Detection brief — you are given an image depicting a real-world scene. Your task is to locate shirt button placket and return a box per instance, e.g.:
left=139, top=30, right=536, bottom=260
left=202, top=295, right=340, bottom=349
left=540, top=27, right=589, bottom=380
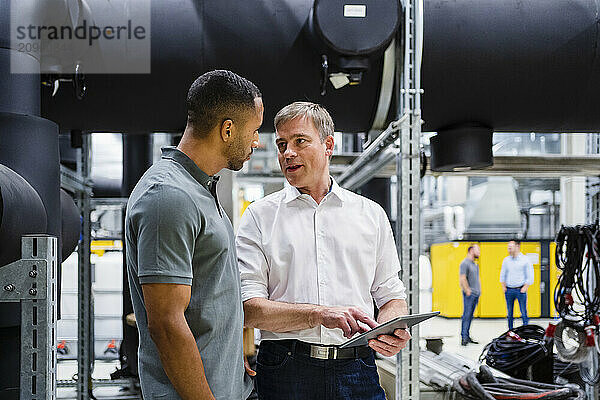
left=315, top=207, right=325, bottom=343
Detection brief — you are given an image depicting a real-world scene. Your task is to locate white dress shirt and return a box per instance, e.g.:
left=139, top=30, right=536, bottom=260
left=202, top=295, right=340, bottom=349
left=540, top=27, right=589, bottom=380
left=236, top=178, right=406, bottom=345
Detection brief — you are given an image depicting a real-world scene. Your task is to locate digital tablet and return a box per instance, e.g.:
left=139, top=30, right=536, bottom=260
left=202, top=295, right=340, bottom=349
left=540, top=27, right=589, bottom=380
left=339, top=311, right=440, bottom=348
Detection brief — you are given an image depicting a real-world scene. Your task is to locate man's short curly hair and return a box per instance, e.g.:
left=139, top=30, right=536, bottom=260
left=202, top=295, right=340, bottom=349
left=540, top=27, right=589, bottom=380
left=186, top=70, right=262, bottom=137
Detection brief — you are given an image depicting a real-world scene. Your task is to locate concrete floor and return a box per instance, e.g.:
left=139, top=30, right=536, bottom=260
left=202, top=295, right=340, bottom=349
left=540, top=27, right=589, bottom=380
left=55, top=317, right=555, bottom=399
left=418, top=316, right=553, bottom=360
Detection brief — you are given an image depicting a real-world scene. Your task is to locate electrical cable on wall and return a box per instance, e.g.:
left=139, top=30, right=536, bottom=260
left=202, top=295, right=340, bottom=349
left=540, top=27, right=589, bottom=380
left=552, top=222, right=600, bottom=384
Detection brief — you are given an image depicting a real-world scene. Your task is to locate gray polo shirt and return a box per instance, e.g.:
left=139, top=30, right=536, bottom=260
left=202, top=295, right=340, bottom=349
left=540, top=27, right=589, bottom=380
left=125, top=147, right=252, bottom=400
left=459, top=257, right=481, bottom=296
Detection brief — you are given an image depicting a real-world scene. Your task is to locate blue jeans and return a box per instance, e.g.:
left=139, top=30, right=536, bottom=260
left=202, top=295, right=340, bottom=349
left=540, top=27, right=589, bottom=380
left=461, top=293, right=479, bottom=340
left=255, top=340, right=386, bottom=400
left=505, top=287, right=528, bottom=330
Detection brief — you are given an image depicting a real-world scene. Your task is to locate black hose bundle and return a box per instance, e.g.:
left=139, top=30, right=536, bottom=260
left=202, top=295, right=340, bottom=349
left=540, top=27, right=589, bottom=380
left=454, top=365, right=585, bottom=400
left=554, top=223, right=600, bottom=385
left=480, top=325, right=551, bottom=378
left=554, top=223, right=600, bottom=325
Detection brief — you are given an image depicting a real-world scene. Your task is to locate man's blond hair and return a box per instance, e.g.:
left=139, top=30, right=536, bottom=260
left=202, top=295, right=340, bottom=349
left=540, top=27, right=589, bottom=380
left=274, top=102, right=334, bottom=142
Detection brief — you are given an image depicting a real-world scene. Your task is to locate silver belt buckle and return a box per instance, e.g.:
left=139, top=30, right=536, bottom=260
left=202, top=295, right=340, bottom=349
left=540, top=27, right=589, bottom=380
left=310, top=345, right=337, bottom=359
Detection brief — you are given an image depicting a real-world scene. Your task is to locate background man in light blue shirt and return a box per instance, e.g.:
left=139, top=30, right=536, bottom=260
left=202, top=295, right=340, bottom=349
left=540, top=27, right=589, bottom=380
left=499, top=240, right=534, bottom=330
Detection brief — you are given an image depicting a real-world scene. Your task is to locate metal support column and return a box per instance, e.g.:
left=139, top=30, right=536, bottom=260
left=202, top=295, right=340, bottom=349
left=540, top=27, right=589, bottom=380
left=395, top=0, right=423, bottom=399
left=0, top=236, right=58, bottom=400
left=77, top=133, right=94, bottom=399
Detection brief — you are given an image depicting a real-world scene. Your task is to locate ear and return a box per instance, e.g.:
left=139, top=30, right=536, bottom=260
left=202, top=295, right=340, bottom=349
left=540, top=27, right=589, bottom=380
left=324, top=135, right=335, bottom=157
left=220, top=119, right=234, bottom=142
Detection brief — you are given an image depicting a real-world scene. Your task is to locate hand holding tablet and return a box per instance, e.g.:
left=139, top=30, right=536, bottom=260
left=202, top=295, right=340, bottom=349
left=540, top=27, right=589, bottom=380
left=340, top=311, right=440, bottom=348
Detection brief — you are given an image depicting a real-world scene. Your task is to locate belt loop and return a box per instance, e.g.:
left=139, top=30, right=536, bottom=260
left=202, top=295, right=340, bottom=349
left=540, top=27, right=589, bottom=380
left=291, top=340, right=298, bottom=355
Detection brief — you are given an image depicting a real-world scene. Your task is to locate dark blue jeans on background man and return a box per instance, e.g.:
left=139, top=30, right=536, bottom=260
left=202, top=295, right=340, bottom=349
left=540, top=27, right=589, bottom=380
left=255, top=340, right=386, bottom=400
left=461, top=293, right=479, bottom=341
left=505, top=287, right=528, bottom=330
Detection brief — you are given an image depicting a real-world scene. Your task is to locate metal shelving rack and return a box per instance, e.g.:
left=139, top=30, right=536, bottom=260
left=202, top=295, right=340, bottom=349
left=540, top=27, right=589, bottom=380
left=76, top=133, right=94, bottom=400
left=337, top=1, right=423, bottom=397
left=0, top=236, right=58, bottom=400
left=395, top=0, right=423, bottom=399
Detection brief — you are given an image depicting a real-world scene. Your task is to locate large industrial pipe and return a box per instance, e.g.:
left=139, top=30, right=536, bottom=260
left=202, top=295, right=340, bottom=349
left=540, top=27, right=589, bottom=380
left=422, top=0, right=600, bottom=169
left=422, top=0, right=600, bottom=133
left=42, top=0, right=396, bottom=134
left=0, top=2, right=65, bottom=395
left=61, top=189, right=80, bottom=261
left=120, top=134, right=153, bottom=378
left=0, top=166, right=48, bottom=268
left=39, top=0, right=600, bottom=171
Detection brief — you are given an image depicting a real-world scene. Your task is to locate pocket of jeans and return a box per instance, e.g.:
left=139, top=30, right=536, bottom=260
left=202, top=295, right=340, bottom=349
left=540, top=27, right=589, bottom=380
left=256, top=348, right=290, bottom=370
left=358, top=356, right=378, bottom=369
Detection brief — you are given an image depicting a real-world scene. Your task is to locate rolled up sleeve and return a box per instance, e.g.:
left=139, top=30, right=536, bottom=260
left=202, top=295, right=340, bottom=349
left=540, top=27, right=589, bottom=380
left=500, top=259, right=507, bottom=283
left=371, top=206, right=407, bottom=308
left=236, top=207, right=269, bottom=302
left=525, top=259, right=535, bottom=286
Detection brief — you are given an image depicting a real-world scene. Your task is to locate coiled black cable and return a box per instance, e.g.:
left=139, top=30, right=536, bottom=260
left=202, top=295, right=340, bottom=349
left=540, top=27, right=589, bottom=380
left=554, top=223, right=600, bottom=385
left=554, top=223, right=600, bottom=325
left=480, top=325, right=550, bottom=376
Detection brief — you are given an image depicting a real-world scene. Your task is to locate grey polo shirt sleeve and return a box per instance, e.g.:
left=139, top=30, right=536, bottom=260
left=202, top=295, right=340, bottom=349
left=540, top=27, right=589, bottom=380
left=130, top=184, right=197, bottom=285
left=459, top=260, right=468, bottom=276
left=236, top=207, right=269, bottom=302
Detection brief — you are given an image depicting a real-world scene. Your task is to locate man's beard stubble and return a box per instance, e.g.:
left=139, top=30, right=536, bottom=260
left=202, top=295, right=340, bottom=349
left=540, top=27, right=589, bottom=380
left=225, top=140, right=249, bottom=171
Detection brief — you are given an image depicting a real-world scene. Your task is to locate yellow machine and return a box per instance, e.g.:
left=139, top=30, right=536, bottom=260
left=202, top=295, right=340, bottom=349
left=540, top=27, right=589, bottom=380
left=431, top=241, right=559, bottom=318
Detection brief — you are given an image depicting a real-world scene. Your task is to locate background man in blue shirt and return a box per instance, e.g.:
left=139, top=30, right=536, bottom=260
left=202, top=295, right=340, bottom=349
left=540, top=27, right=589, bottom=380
left=499, top=240, right=534, bottom=330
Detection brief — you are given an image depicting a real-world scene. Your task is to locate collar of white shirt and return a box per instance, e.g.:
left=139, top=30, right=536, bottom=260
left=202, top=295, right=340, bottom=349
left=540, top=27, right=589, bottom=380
left=283, top=176, right=346, bottom=204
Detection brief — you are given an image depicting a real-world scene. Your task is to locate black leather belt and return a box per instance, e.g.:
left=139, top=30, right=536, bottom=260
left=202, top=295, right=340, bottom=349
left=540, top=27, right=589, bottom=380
left=269, top=339, right=372, bottom=360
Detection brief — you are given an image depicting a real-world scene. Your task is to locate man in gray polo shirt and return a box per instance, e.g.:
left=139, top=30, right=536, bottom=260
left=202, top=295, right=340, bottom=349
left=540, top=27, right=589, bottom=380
left=125, top=70, right=263, bottom=399
left=459, top=244, right=481, bottom=346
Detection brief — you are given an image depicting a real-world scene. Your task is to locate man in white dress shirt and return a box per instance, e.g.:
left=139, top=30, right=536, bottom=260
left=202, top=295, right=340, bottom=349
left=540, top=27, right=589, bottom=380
left=236, top=102, right=410, bottom=400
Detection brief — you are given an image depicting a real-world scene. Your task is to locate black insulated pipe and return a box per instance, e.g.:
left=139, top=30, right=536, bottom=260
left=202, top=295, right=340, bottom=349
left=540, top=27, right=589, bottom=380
left=60, top=189, right=80, bottom=262
left=0, top=165, right=47, bottom=268
left=429, top=125, right=493, bottom=172
left=0, top=3, right=62, bottom=394
left=42, top=0, right=388, bottom=134
left=422, top=0, right=600, bottom=133
left=120, top=134, right=153, bottom=378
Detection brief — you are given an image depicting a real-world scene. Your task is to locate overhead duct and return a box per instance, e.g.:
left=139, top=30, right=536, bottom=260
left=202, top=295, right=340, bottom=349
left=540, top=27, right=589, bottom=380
left=430, top=125, right=493, bottom=172
left=43, top=0, right=397, bottom=133
left=35, top=0, right=600, bottom=173
left=422, top=0, right=600, bottom=169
